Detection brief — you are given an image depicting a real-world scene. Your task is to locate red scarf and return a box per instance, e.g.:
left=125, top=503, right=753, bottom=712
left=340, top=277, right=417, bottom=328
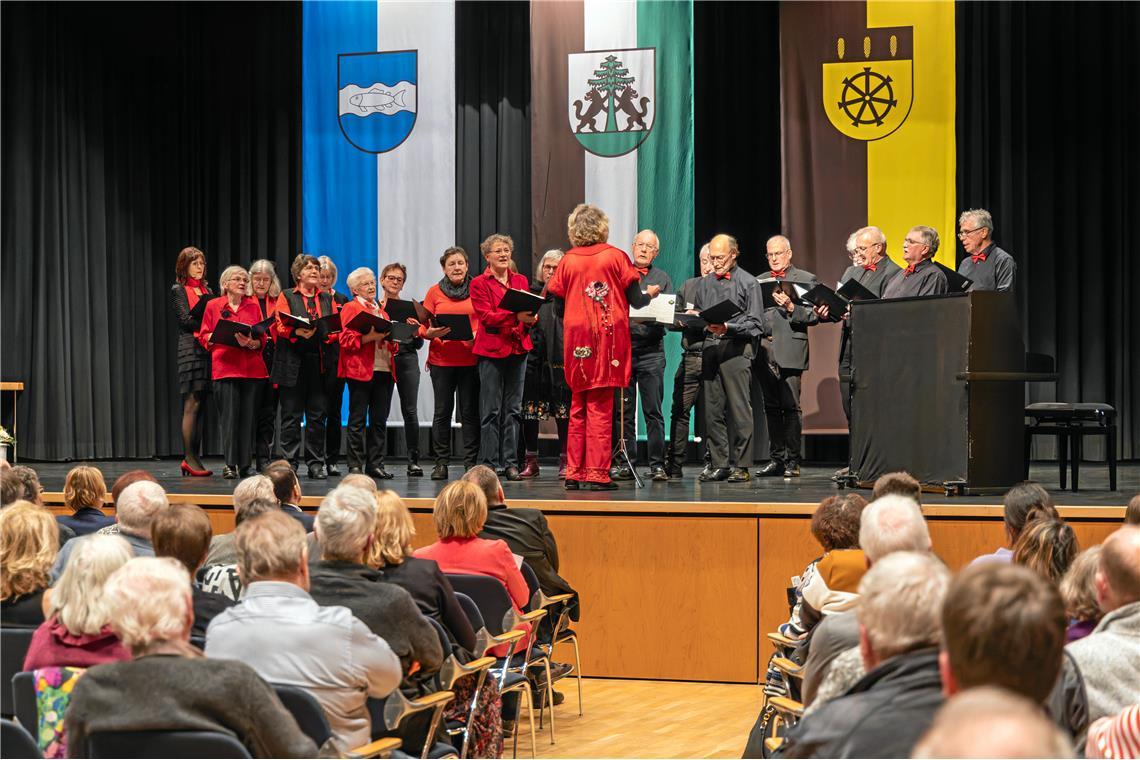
left=184, top=278, right=204, bottom=308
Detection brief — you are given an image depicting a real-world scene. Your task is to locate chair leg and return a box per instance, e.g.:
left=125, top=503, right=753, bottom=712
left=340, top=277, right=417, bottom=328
left=570, top=635, right=583, bottom=716
left=460, top=669, right=489, bottom=759
left=542, top=658, right=555, bottom=744
left=1058, top=431, right=1068, bottom=490
left=1107, top=424, right=1118, bottom=491
left=1071, top=433, right=1081, bottom=492
left=514, top=686, right=536, bottom=760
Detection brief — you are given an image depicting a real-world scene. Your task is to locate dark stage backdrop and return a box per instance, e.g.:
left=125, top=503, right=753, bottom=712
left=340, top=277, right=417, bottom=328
left=957, top=1, right=1140, bottom=460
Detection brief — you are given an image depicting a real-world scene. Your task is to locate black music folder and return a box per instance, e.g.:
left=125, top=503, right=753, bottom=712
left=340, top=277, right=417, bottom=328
left=669, top=312, right=708, bottom=332
left=698, top=299, right=744, bottom=324
left=757, top=279, right=805, bottom=310
left=800, top=284, right=848, bottom=321
left=497, top=288, right=546, bottom=314
left=433, top=313, right=475, bottom=341
left=278, top=311, right=341, bottom=333
left=188, top=296, right=209, bottom=323
left=210, top=316, right=275, bottom=347
left=935, top=261, right=974, bottom=293
left=837, top=279, right=879, bottom=302
left=384, top=298, right=434, bottom=324
left=344, top=310, right=392, bottom=335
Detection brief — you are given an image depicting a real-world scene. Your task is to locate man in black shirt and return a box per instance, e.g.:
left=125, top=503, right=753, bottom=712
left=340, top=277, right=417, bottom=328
left=690, top=234, right=767, bottom=482
left=666, top=244, right=714, bottom=479
left=882, top=226, right=949, bottom=299
left=956, top=208, right=1016, bottom=292
left=612, top=230, right=674, bottom=482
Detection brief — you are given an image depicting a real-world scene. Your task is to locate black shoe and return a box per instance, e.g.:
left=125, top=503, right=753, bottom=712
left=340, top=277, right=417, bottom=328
left=609, top=465, right=634, bottom=481
left=407, top=463, right=423, bottom=477
left=239, top=466, right=257, bottom=478
left=784, top=464, right=801, bottom=478
left=308, top=464, right=327, bottom=480
left=669, top=466, right=685, bottom=480
left=727, top=467, right=751, bottom=483
left=367, top=466, right=394, bottom=480
left=699, top=463, right=714, bottom=480
left=588, top=481, right=618, bottom=491
left=326, top=463, right=341, bottom=477
left=755, top=461, right=786, bottom=478
left=564, top=479, right=580, bottom=490
left=699, top=467, right=731, bottom=482
left=504, top=466, right=522, bottom=481
left=222, top=465, right=239, bottom=480
left=255, top=460, right=268, bottom=473
left=430, top=464, right=448, bottom=480
left=832, top=465, right=850, bottom=481
left=348, top=466, right=363, bottom=475
left=649, top=466, right=668, bottom=482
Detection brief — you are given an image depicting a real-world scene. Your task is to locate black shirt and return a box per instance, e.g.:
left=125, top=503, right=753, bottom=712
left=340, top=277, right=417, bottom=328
left=378, top=556, right=477, bottom=654
left=881, top=258, right=948, bottom=299
left=1, top=589, right=46, bottom=628
left=629, top=265, right=674, bottom=354
left=688, top=265, right=767, bottom=344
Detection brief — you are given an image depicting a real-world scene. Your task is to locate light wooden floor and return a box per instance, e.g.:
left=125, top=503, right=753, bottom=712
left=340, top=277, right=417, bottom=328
left=509, top=678, right=765, bottom=759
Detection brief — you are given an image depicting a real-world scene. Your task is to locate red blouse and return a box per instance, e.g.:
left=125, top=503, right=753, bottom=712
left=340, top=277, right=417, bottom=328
left=469, top=270, right=533, bottom=359
left=338, top=297, right=398, bottom=382
left=196, top=296, right=268, bottom=380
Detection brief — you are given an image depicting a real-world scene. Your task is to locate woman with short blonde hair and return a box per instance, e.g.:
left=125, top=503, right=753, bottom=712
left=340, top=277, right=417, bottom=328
left=367, top=490, right=417, bottom=568
left=566, top=203, right=610, bottom=247
left=25, top=534, right=133, bottom=670
left=60, top=465, right=116, bottom=536
left=317, top=256, right=350, bottom=477
left=1060, top=546, right=1103, bottom=643
left=0, top=501, right=58, bottom=627
left=249, top=259, right=282, bottom=470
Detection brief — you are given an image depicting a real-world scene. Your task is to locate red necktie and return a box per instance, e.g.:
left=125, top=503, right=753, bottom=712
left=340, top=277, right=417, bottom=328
left=770, top=270, right=787, bottom=279
left=636, top=266, right=649, bottom=276
left=970, top=252, right=987, bottom=264
left=904, top=265, right=917, bottom=276
left=716, top=271, right=732, bottom=281
left=863, top=262, right=878, bottom=272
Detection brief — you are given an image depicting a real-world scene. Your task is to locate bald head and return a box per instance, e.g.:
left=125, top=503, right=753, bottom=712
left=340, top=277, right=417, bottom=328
left=913, top=687, right=1073, bottom=758
left=632, top=229, right=661, bottom=268
left=1097, top=525, right=1140, bottom=612
left=708, top=234, right=738, bottom=275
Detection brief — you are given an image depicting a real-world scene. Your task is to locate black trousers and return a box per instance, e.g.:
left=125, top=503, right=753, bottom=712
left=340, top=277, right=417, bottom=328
left=428, top=364, right=480, bottom=467
left=324, top=373, right=346, bottom=465
left=393, top=351, right=421, bottom=456
left=347, top=372, right=394, bottom=470
left=478, top=353, right=526, bottom=470
left=279, top=353, right=327, bottom=468
left=254, top=380, right=278, bottom=468
left=669, top=351, right=704, bottom=467
left=614, top=350, right=666, bottom=468
left=216, top=378, right=260, bottom=469
left=702, top=342, right=754, bottom=469
left=757, top=365, right=803, bottom=466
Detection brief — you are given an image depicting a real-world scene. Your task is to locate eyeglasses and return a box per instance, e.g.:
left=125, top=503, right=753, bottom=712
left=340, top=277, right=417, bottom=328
left=957, top=227, right=983, bottom=238
left=634, top=243, right=659, bottom=251
left=903, top=238, right=925, bottom=247
left=766, top=250, right=790, bottom=258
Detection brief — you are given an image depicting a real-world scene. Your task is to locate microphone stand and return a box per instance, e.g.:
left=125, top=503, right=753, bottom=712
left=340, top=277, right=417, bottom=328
left=615, top=385, right=644, bottom=488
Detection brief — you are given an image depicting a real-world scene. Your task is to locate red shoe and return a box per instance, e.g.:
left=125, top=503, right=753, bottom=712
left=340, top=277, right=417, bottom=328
left=519, top=453, right=540, bottom=479
left=181, top=460, right=212, bottom=477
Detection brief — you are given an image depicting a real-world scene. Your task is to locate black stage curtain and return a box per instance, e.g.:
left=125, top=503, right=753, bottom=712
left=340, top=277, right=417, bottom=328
left=957, top=1, right=1140, bottom=460
left=1, top=2, right=302, bottom=460
left=694, top=1, right=782, bottom=278
left=455, top=0, right=533, bottom=280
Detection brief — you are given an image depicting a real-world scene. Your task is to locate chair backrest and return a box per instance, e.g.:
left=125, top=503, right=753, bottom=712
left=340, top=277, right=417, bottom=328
left=1, top=629, right=35, bottom=717
left=452, top=592, right=485, bottom=634
left=519, top=562, right=541, bottom=612
left=446, top=575, right=512, bottom=635
left=1, top=718, right=41, bottom=759
left=11, top=672, right=35, bottom=738
left=270, top=684, right=331, bottom=749
left=86, top=730, right=251, bottom=758
left=424, top=617, right=453, bottom=659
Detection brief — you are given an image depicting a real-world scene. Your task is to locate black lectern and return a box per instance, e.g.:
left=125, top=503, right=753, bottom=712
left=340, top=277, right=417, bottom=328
left=848, top=291, right=1028, bottom=494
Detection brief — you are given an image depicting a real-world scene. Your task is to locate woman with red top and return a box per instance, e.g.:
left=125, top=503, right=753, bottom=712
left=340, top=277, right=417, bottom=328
left=273, top=255, right=336, bottom=479
left=420, top=246, right=481, bottom=480
left=338, top=268, right=396, bottom=479
left=378, top=263, right=425, bottom=477
left=318, top=256, right=350, bottom=477
left=170, top=246, right=213, bottom=477
left=197, top=266, right=268, bottom=479
left=545, top=205, right=658, bottom=491
left=249, top=260, right=281, bottom=471
left=469, top=234, right=536, bottom=481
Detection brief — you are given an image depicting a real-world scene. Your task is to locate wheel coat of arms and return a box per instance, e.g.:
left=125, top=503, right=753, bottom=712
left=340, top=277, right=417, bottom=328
left=567, top=48, right=656, bottom=158
left=822, top=27, right=913, bottom=141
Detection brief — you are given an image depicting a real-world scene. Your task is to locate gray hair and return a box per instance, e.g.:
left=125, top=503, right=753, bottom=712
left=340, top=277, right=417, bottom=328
left=317, top=255, right=338, bottom=286
left=958, top=208, right=993, bottom=234
left=859, top=495, right=931, bottom=562
left=858, top=551, right=950, bottom=660
left=233, top=475, right=275, bottom=514
left=857, top=226, right=887, bottom=247
left=218, top=265, right=251, bottom=296
left=766, top=234, right=791, bottom=252
left=104, top=556, right=192, bottom=653
left=316, top=485, right=378, bottom=561
left=248, top=259, right=282, bottom=298
left=345, top=267, right=375, bottom=296
left=116, top=481, right=169, bottom=538
left=537, top=250, right=564, bottom=283
left=50, top=534, right=134, bottom=636
left=911, top=226, right=941, bottom=256
left=846, top=232, right=859, bottom=254
left=912, top=686, right=1073, bottom=759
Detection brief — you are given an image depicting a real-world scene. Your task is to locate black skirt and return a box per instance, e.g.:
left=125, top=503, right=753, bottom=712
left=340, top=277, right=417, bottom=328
left=178, top=337, right=212, bottom=395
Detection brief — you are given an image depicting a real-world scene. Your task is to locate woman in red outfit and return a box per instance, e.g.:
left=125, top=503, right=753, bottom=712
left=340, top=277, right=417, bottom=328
left=249, top=260, right=281, bottom=471
left=545, top=204, right=659, bottom=490
left=469, top=234, right=536, bottom=481
left=197, top=266, right=268, bottom=479
left=420, top=247, right=481, bottom=480
left=338, top=268, right=395, bottom=478
left=170, top=246, right=213, bottom=477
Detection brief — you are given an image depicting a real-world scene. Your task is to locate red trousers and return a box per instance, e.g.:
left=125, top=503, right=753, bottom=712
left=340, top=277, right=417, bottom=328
left=565, top=387, right=614, bottom=483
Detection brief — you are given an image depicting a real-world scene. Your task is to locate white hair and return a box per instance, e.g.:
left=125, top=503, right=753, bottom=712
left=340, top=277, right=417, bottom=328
left=958, top=208, right=993, bottom=234
left=859, top=495, right=931, bottom=562
left=248, top=259, right=282, bottom=298
left=233, top=475, right=275, bottom=514
left=766, top=234, right=791, bottom=252
left=104, top=556, right=192, bottom=653
left=218, top=265, right=251, bottom=296
left=913, top=686, right=1073, bottom=758
left=846, top=232, right=859, bottom=254
left=345, top=267, right=375, bottom=295
left=317, top=255, right=338, bottom=286
left=537, top=250, right=564, bottom=283
left=857, top=226, right=887, bottom=247
left=116, top=481, right=169, bottom=538
left=316, top=485, right=378, bottom=561
left=50, top=534, right=134, bottom=636
left=858, top=551, right=949, bottom=660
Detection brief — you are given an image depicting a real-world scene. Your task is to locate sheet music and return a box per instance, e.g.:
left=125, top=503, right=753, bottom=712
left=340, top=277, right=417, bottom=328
left=629, top=292, right=678, bottom=324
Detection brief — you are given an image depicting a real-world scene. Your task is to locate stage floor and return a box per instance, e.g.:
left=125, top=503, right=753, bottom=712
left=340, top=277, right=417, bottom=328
left=25, top=458, right=1138, bottom=507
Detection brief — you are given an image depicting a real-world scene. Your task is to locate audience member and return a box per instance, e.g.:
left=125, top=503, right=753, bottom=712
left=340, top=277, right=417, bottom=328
left=308, top=485, right=443, bottom=677
left=1013, top=518, right=1079, bottom=584
left=151, top=504, right=235, bottom=637
left=341, top=472, right=379, bottom=493
left=206, top=511, right=401, bottom=751
left=263, top=462, right=314, bottom=531
left=24, top=534, right=132, bottom=670
left=52, top=481, right=167, bottom=579
left=1086, top=704, right=1140, bottom=759
left=972, top=481, right=1058, bottom=565
left=1126, top=494, right=1140, bottom=526
left=0, top=501, right=59, bottom=627
left=801, top=494, right=931, bottom=705
left=1060, top=546, right=1103, bottom=643
left=759, top=552, right=950, bottom=758
left=65, top=556, right=317, bottom=758
left=110, top=469, right=159, bottom=506
left=912, top=686, right=1073, bottom=758
left=870, top=471, right=921, bottom=503
left=1067, top=526, right=1140, bottom=721
left=940, top=561, right=1087, bottom=744
left=57, top=465, right=115, bottom=536
left=205, top=474, right=277, bottom=566
left=2, top=465, right=77, bottom=545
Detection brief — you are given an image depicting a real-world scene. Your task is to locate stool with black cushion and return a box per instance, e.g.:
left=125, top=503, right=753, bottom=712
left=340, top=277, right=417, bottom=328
left=1025, top=402, right=1117, bottom=491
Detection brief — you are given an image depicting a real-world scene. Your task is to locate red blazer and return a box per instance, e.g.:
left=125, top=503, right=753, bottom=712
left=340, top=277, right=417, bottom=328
left=469, top=269, right=533, bottom=359
left=338, top=298, right=398, bottom=382
left=197, top=296, right=268, bottom=380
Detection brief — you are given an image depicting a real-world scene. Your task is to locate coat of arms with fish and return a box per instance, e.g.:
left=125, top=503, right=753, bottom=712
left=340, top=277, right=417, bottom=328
left=337, top=50, right=418, bottom=154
